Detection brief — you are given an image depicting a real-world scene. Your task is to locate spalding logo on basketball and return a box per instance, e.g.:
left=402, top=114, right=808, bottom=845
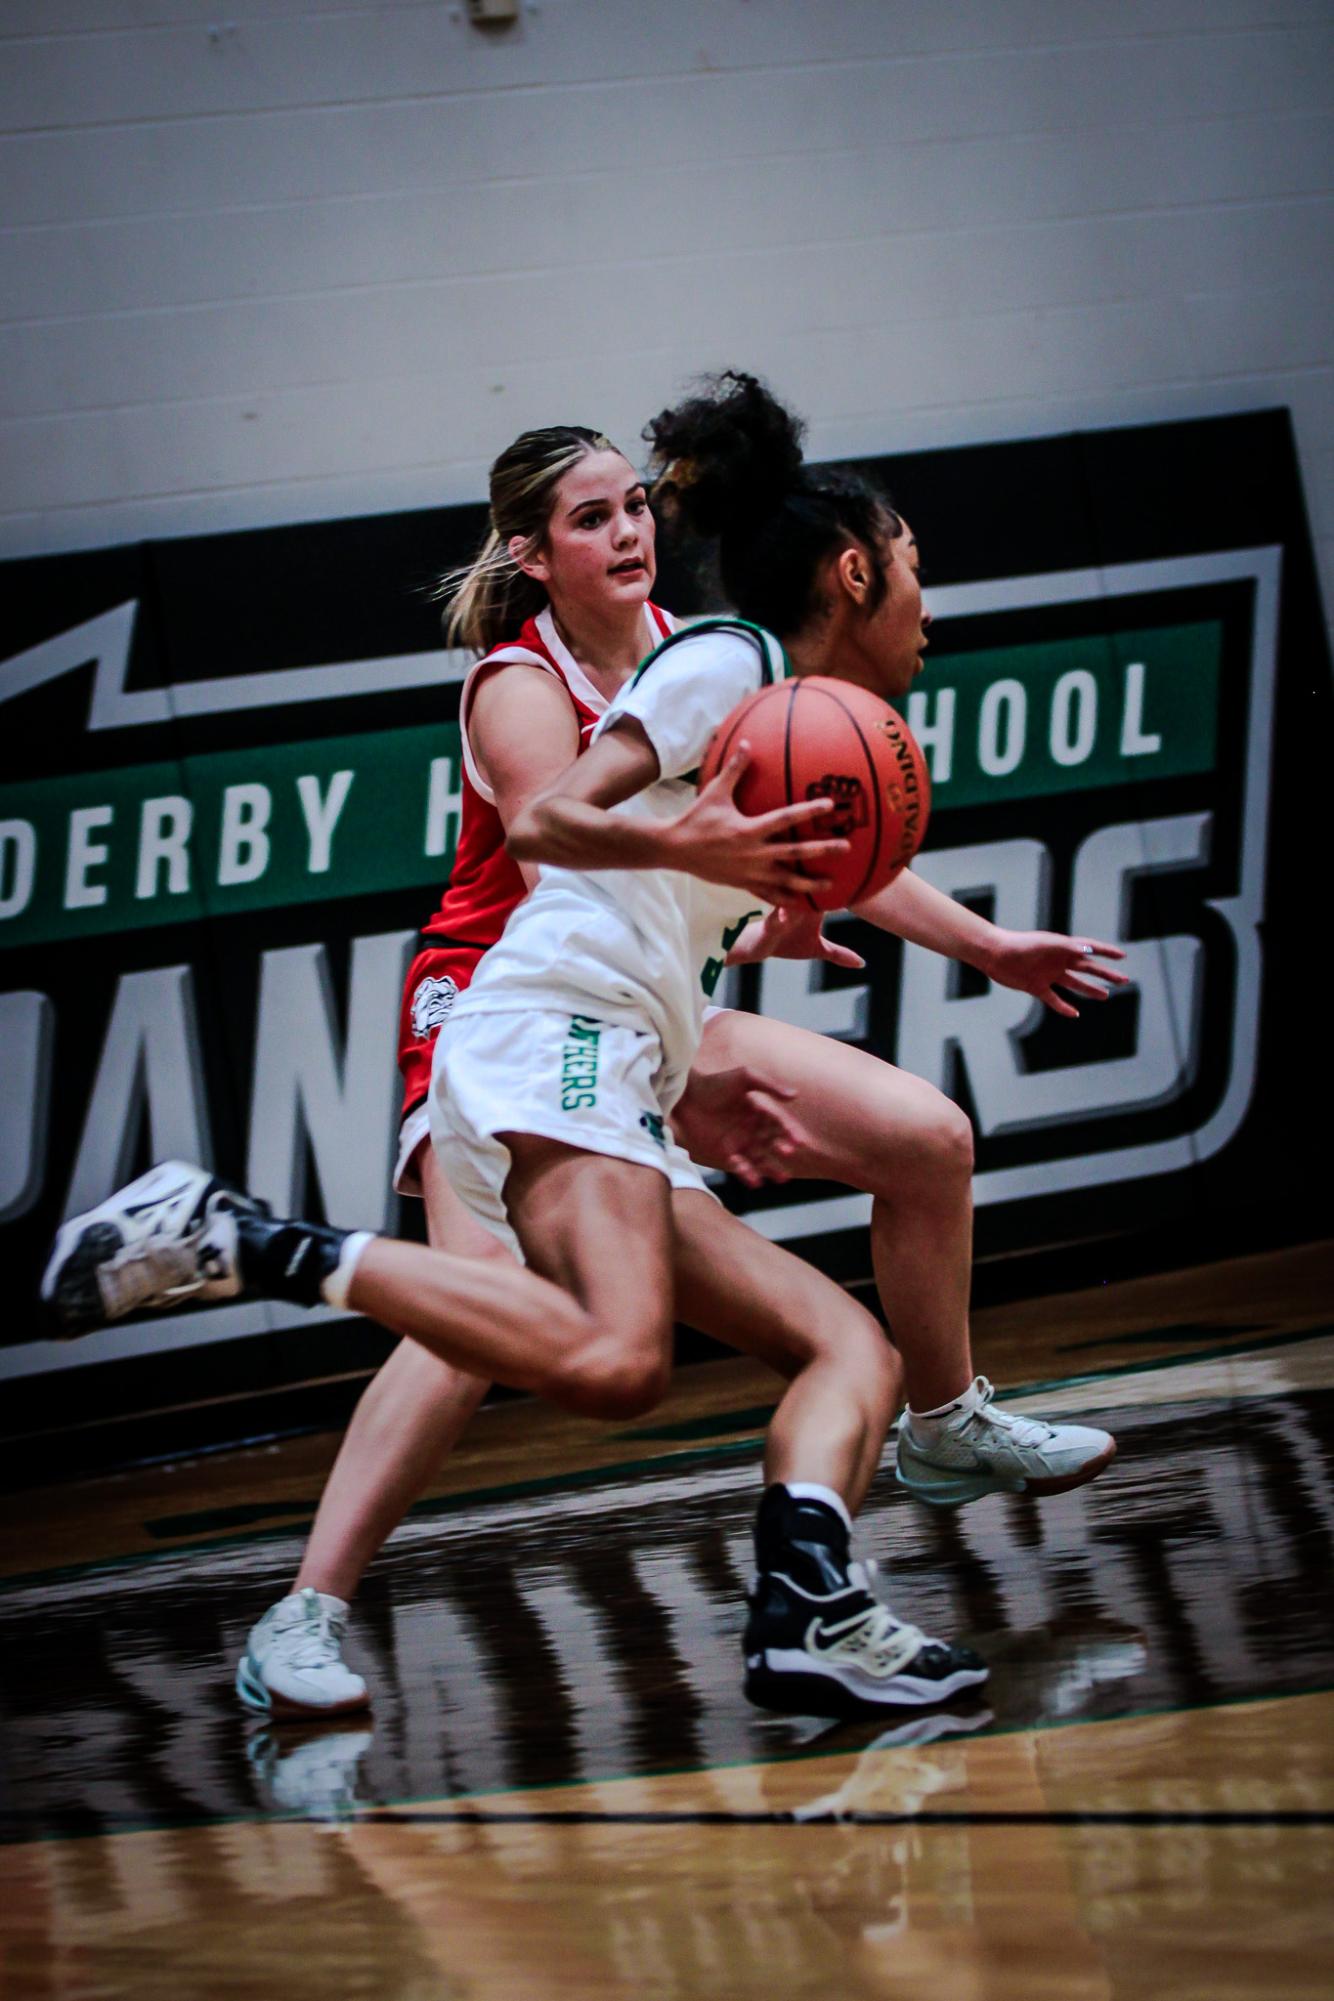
left=700, top=676, right=931, bottom=911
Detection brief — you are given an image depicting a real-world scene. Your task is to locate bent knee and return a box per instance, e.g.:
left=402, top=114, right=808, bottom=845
left=938, top=1096, right=976, bottom=1177
left=849, top=1309, right=903, bottom=1408
left=905, top=1090, right=975, bottom=1184
left=551, top=1343, right=671, bottom=1422
left=802, top=1299, right=902, bottom=1405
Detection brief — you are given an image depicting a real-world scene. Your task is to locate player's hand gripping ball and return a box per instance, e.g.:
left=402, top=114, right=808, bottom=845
left=699, top=676, right=931, bottom=911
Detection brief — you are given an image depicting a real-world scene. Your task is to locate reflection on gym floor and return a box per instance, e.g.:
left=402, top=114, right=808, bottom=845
left=3, top=1365, right=1331, bottom=1839
left=4, top=1245, right=1334, bottom=1999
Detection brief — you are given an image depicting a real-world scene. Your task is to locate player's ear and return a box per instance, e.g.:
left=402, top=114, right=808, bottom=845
left=509, top=533, right=550, bottom=584
left=834, top=544, right=870, bottom=605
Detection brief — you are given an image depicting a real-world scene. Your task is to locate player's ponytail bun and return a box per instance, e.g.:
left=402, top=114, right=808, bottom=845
left=647, top=370, right=805, bottom=541
left=645, top=370, right=900, bottom=638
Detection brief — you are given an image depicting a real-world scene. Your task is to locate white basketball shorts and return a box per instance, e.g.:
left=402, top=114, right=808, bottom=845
left=427, top=1007, right=714, bottom=1261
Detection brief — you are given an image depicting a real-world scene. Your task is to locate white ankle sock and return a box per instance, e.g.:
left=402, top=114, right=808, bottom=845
left=906, top=1380, right=978, bottom=1442
left=320, top=1231, right=373, bottom=1312
left=780, top=1481, right=853, bottom=1534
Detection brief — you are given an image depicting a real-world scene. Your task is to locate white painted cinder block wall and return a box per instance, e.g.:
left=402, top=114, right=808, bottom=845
left=1, top=0, right=1330, bottom=630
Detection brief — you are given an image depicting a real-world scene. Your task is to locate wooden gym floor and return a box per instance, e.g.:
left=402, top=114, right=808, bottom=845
left=1, top=1237, right=1332, bottom=1999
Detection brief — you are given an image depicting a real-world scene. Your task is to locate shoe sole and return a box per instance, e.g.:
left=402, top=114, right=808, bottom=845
left=896, top=1437, right=1118, bottom=1507
left=745, top=1655, right=989, bottom=1719
left=235, top=1652, right=371, bottom=1719
left=41, top=1220, right=125, bottom=1334
left=42, top=1164, right=267, bottom=1338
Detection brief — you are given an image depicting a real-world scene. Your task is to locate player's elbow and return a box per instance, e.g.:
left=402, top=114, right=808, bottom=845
left=504, top=802, right=547, bottom=863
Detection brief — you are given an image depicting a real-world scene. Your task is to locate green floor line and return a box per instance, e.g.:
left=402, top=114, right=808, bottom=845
left=2, top=1322, right=1330, bottom=1598
left=1004, top=1320, right=1333, bottom=1399
left=0, top=1436, right=768, bottom=1596
left=1053, top=1319, right=1267, bottom=1355
left=146, top=1499, right=324, bottom=1538
left=616, top=1403, right=778, bottom=1443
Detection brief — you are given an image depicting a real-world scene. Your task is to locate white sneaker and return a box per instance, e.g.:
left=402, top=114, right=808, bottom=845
left=895, top=1376, right=1116, bottom=1506
left=235, top=1589, right=370, bottom=1717
left=41, top=1160, right=260, bottom=1334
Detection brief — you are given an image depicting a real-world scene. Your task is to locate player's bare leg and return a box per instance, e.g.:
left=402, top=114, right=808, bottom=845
left=45, top=1157, right=664, bottom=1415
left=690, top=1011, right=974, bottom=1406
left=491, top=1156, right=983, bottom=1718
left=688, top=1011, right=1115, bottom=1506
left=237, top=1144, right=668, bottom=1720
left=497, top=1134, right=677, bottom=1418
left=292, top=1145, right=496, bottom=1604
left=668, top=1190, right=897, bottom=1513
left=661, top=1190, right=984, bottom=1715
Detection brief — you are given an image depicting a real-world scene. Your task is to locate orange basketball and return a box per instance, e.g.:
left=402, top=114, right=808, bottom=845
left=699, top=675, right=931, bottom=911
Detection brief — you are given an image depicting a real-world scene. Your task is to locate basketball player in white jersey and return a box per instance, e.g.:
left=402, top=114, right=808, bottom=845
left=46, top=380, right=1121, bottom=1719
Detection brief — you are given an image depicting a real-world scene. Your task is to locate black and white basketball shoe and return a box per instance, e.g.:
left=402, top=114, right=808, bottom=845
left=43, top=1160, right=359, bottom=1334
left=744, top=1561, right=989, bottom=1718
left=41, top=1160, right=267, bottom=1334
left=744, top=1484, right=987, bottom=1717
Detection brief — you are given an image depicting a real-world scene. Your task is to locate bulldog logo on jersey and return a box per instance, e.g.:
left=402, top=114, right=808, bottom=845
left=410, top=973, right=459, bottom=1040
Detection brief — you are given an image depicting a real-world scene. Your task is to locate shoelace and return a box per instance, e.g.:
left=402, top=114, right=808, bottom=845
left=854, top=1556, right=894, bottom=1603
left=958, top=1377, right=1054, bottom=1446
left=823, top=1562, right=926, bottom=1671
left=279, top=1593, right=348, bottom=1670
left=125, top=1183, right=206, bottom=1245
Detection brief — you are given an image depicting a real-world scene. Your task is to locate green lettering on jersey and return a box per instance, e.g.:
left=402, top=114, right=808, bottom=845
left=701, top=910, right=762, bottom=997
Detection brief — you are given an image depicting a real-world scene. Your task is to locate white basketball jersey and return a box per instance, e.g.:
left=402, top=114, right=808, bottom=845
left=450, top=619, right=790, bottom=1106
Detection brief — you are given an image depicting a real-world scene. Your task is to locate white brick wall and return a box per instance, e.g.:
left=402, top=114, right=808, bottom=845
left=1, top=0, right=1330, bottom=628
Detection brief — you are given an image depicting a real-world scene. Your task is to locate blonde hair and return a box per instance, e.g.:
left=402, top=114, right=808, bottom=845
left=440, top=425, right=616, bottom=651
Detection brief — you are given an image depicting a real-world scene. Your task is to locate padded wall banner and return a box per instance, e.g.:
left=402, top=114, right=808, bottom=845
left=2, top=411, right=1329, bottom=1469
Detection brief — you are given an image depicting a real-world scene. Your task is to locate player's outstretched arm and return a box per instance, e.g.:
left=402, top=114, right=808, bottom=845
left=852, top=869, right=1129, bottom=1018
